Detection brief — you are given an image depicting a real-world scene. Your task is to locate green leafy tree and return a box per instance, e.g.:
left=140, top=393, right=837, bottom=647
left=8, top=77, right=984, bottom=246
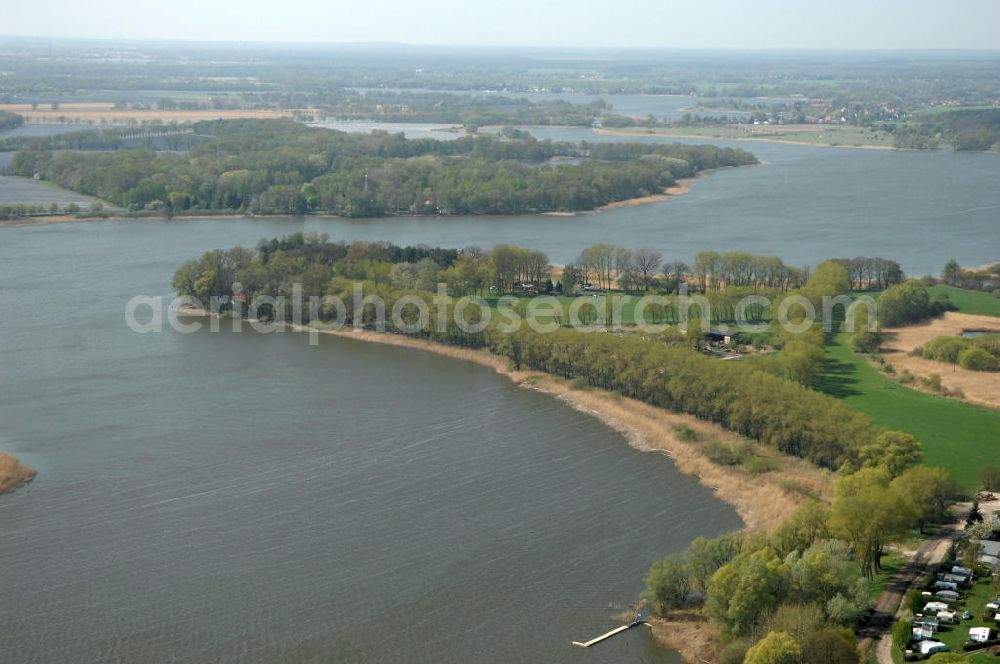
left=878, top=280, right=938, bottom=327
left=890, top=466, right=957, bottom=527
left=744, top=631, right=801, bottom=664
left=829, top=468, right=916, bottom=578
left=643, top=554, right=690, bottom=612
left=706, top=548, right=789, bottom=635
left=686, top=534, right=742, bottom=592
left=771, top=501, right=830, bottom=558
left=942, top=259, right=962, bottom=286
left=858, top=430, right=923, bottom=478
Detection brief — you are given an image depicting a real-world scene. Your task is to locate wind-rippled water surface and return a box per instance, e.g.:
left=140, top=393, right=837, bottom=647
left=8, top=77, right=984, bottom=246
left=0, top=222, right=741, bottom=663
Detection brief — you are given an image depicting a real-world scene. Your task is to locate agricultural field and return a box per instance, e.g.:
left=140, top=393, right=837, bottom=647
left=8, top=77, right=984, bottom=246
left=601, top=123, right=899, bottom=148
left=817, top=332, right=1000, bottom=493
left=0, top=175, right=102, bottom=207
left=0, top=103, right=303, bottom=125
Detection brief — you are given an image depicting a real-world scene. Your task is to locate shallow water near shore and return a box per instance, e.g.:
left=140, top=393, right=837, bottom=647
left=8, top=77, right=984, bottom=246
left=0, top=223, right=742, bottom=662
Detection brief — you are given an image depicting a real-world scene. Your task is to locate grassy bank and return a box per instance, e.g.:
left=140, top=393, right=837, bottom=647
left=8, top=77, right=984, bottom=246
left=928, top=285, right=1000, bottom=317
left=817, top=333, right=1000, bottom=492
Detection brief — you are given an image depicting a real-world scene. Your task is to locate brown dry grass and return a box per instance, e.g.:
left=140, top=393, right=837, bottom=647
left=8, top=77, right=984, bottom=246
left=647, top=610, right=724, bottom=664
left=880, top=312, right=1000, bottom=409
left=0, top=452, right=36, bottom=494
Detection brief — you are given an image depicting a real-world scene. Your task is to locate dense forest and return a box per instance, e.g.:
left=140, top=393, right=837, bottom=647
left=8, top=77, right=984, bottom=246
left=10, top=119, right=756, bottom=216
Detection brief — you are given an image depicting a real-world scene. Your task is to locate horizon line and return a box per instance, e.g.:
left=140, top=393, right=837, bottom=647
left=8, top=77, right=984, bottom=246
left=3, top=34, right=1000, bottom=54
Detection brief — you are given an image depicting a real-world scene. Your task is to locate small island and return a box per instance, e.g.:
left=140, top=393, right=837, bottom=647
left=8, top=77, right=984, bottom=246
left=0, top=452, right=36, bottom=494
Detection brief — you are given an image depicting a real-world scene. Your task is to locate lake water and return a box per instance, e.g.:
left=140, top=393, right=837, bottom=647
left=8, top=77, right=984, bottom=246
left=0, top=221, right=742, bottom=663
left=4, top=104, right=998, bottom=664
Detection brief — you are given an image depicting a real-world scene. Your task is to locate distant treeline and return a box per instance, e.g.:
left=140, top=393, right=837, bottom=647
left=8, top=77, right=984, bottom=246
left=894, top=108, right=1000, bottom=151
left=0, top=126, right=203, bottom=153
left=0, top=110, right=24, bottom=132
left=319, top=90, right=654, bottom=129
left=11, top=119, right=756, bottom=216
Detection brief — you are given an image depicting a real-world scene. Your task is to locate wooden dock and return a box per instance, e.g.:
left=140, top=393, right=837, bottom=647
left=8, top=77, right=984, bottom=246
left=572, top=620, right=647, bottom=648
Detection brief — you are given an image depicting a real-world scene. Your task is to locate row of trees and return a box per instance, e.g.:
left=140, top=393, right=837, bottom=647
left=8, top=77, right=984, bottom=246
left=0, top=201, right=94, bottom=220
left=564, top=246, right=825, bottom=295
left=830, top=256, right=904, bottom=291
left=12, top=119, right=756, bottom=217
left=690, top=251, right=810, bottom=292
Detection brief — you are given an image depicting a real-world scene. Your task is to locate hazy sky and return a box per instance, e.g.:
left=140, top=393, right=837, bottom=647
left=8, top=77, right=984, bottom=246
left=3, top=0, right=1000, bottom=49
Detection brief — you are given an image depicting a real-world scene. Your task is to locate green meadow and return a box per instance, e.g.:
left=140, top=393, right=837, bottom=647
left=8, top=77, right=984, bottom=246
left=817, top=332, right=999, bottom=493
left=928, top=285, right=1000, bottom=317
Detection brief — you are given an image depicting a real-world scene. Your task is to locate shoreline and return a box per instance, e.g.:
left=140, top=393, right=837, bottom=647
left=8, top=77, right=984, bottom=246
left=177, top=308, right=830, bottom=532
left=0, top=172, right=717, bottom=227
left=177, top=308, right=833, bottom=662
left=539, top=176, right=700, bottom=215
left=0, top=452, right=37, bottom=494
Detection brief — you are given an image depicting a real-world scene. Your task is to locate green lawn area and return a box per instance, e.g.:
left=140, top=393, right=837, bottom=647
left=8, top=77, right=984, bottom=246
left=816, top=333, right=1000, bottom=493
left=851, top=286, right=1000, bottom=318
left=927, top=576, right=999, bottom=656
left=969, top=654, right=1000, bottom=663
left=929, top=285, right=1000, bottom=317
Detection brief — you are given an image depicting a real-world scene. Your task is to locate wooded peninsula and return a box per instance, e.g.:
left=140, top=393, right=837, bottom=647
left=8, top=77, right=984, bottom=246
left=9, top=119, right=756, bottom=217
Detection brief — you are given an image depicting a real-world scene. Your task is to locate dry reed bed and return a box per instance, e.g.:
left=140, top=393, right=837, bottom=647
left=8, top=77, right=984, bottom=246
left=880, top=312, right=1000, bottom=409
left=0, top=452, right=36, bottom=494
